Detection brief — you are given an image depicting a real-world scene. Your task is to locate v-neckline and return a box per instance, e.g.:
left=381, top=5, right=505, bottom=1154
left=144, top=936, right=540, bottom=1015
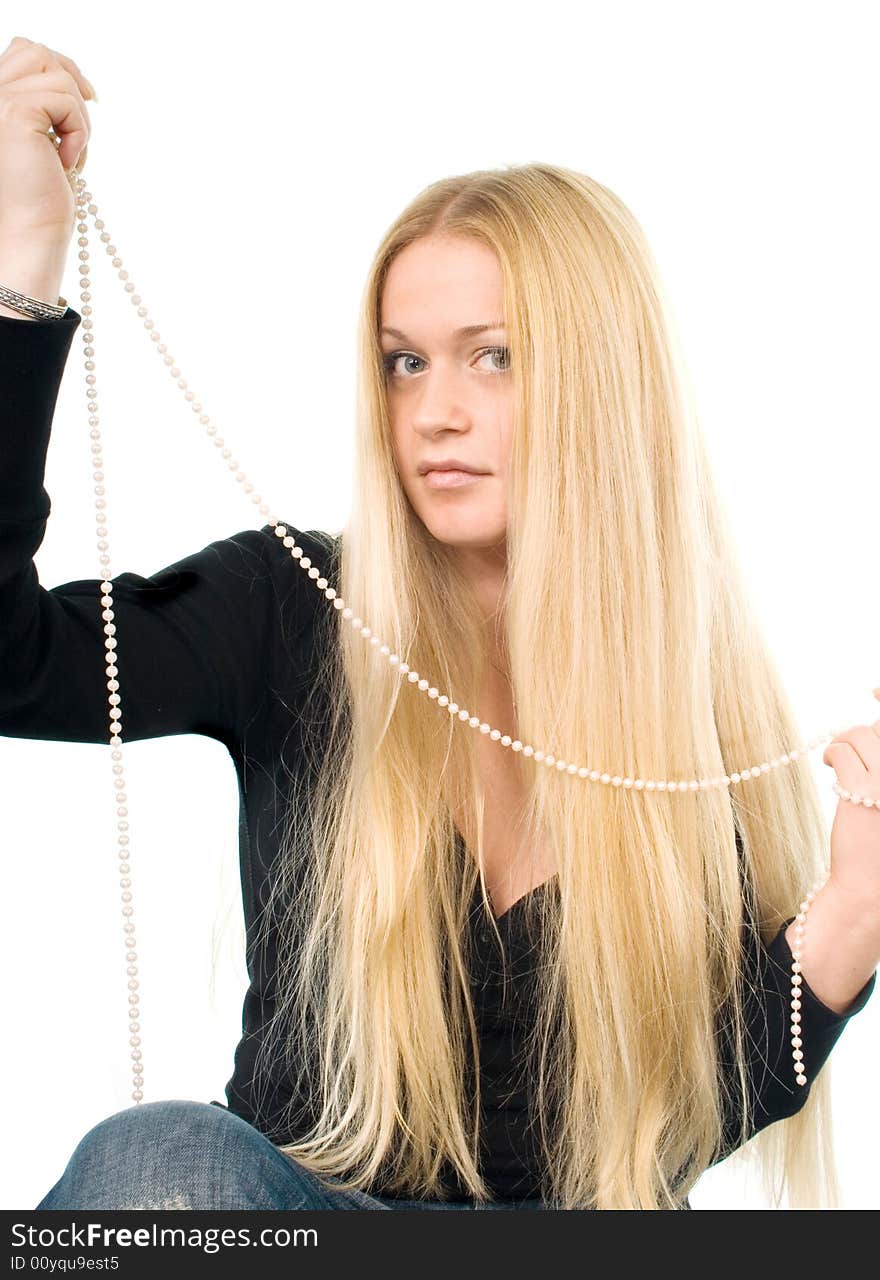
left=455, top=828, right=558, bottom=923
left=476, top=876, right=556, bottom=923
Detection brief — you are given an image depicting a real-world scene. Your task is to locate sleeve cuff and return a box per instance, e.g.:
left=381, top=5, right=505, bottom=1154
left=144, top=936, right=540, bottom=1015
left=0, top=306, right=82, bottom=517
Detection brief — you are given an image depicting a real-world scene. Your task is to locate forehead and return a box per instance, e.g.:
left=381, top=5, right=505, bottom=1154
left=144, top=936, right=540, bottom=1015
left=380, top=236, right=504, bottom=335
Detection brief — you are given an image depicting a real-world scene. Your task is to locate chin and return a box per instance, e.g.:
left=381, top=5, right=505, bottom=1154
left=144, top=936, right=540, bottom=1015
left=428, top=525, right=506, bottom=550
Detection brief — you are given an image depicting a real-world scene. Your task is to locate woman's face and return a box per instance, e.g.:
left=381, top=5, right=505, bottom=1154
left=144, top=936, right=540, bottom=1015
left=380, top=235, right=513, bottom=558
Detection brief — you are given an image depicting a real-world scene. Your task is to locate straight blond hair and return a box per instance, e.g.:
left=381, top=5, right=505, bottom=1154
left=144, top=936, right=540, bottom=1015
left=252, top=162, right=837, bottom=1209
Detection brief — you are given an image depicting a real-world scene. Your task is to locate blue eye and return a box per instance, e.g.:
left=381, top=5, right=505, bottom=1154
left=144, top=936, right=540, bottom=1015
left=382, top=352, right=424, bottom=376
left=382, top=346, right=510, bottom=377
left=481, top=345, right=510, bottom=372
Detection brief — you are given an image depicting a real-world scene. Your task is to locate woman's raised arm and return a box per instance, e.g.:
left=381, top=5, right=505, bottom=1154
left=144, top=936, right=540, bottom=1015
left=0, top=307, right=318, bottom=752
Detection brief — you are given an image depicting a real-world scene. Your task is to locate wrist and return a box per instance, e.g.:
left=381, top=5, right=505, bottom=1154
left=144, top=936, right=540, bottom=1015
left=788, top=879, right=880, bottom=1015
left=825, top=871, right=880, bottom=931
left=0, top=227, right=69, bottom=313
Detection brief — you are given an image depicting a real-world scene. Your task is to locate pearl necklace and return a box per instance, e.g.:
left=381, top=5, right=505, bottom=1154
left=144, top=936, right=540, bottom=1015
left=25, top=173, right=875, bottom=1107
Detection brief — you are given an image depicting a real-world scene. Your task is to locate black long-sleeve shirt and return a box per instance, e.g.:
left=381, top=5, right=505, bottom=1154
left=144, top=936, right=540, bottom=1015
left=1, top=306, right=875, bottom=1203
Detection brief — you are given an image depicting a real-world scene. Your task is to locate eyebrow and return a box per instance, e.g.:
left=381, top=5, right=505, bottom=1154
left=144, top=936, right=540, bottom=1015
left=379, top=320, right=506, bottom=341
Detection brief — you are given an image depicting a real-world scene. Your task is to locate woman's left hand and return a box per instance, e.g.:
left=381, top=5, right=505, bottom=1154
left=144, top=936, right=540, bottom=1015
left=821, top=687, right=880, bottom=911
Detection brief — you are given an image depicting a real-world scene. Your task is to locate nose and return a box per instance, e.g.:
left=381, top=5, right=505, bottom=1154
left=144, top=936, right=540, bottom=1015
left=409, top=362, right=472, bottom=434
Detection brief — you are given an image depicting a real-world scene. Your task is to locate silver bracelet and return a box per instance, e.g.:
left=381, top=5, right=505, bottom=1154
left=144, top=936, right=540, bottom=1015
left=0, top=282, right=68, bottom=320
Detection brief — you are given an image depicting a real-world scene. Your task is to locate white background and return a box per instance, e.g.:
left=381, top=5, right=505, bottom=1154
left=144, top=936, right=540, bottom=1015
left=0, top=0, right=877, bottom=1210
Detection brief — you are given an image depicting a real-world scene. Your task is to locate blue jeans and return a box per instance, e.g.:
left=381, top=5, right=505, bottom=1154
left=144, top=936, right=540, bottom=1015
left=34, top=1100, right=550, bottom=1211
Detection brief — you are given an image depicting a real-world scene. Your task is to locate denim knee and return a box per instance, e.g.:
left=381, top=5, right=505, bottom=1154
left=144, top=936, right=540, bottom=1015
left=34, top=1098, right=383, bottom=1211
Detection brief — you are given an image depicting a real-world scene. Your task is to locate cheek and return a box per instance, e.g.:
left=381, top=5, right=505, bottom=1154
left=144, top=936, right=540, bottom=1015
left=495, top=432, right=514, bottom=478
left=386, top=425, right=405, bottom=469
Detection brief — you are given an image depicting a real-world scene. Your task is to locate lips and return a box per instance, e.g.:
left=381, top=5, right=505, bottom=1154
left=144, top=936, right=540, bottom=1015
left=418, top=460, right=487, bottom=476
left=421, top=469, right=486, bottom=490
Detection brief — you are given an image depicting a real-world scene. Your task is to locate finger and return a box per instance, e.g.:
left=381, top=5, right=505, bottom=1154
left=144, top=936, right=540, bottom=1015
left=822, top=742, right=877, bottom=803
left=0, top=39, right=96, bottom=103
left=823, top=726, right=880, bottom=773
left=1, top=84, right=89, bottom=173
left=0, top=43, right=94, bottom=126
left=0, top=60, right=92, bottom=172
left=42, top=45, right=98, bottom=102
left=0, top=39, right=44, bottom=84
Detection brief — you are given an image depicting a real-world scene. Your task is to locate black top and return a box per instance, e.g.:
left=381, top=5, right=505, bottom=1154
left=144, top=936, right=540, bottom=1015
left=1, top=306, right=875, bottom=1203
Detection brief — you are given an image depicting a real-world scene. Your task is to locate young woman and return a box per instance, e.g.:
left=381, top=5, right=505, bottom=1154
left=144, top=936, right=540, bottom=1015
left=1, top=37, right=876, bottom=1212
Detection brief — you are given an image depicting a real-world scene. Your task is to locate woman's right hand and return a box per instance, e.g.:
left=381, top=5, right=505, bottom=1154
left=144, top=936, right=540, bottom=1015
left=0, top=35, right=96, bottom=249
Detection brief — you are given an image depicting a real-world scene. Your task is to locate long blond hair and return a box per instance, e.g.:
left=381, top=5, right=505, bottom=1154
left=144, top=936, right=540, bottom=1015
left=251, top=162, right=837, bottom=1209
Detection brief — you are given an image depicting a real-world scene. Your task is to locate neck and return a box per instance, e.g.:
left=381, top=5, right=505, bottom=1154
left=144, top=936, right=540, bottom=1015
left=448, top=539, right=511, bottom=680
left=454, top=539, right=506, bottom=622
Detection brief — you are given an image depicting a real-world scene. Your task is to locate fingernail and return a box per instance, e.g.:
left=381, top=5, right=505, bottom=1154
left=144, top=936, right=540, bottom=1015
left=86, top=79, right=99, bottom=101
